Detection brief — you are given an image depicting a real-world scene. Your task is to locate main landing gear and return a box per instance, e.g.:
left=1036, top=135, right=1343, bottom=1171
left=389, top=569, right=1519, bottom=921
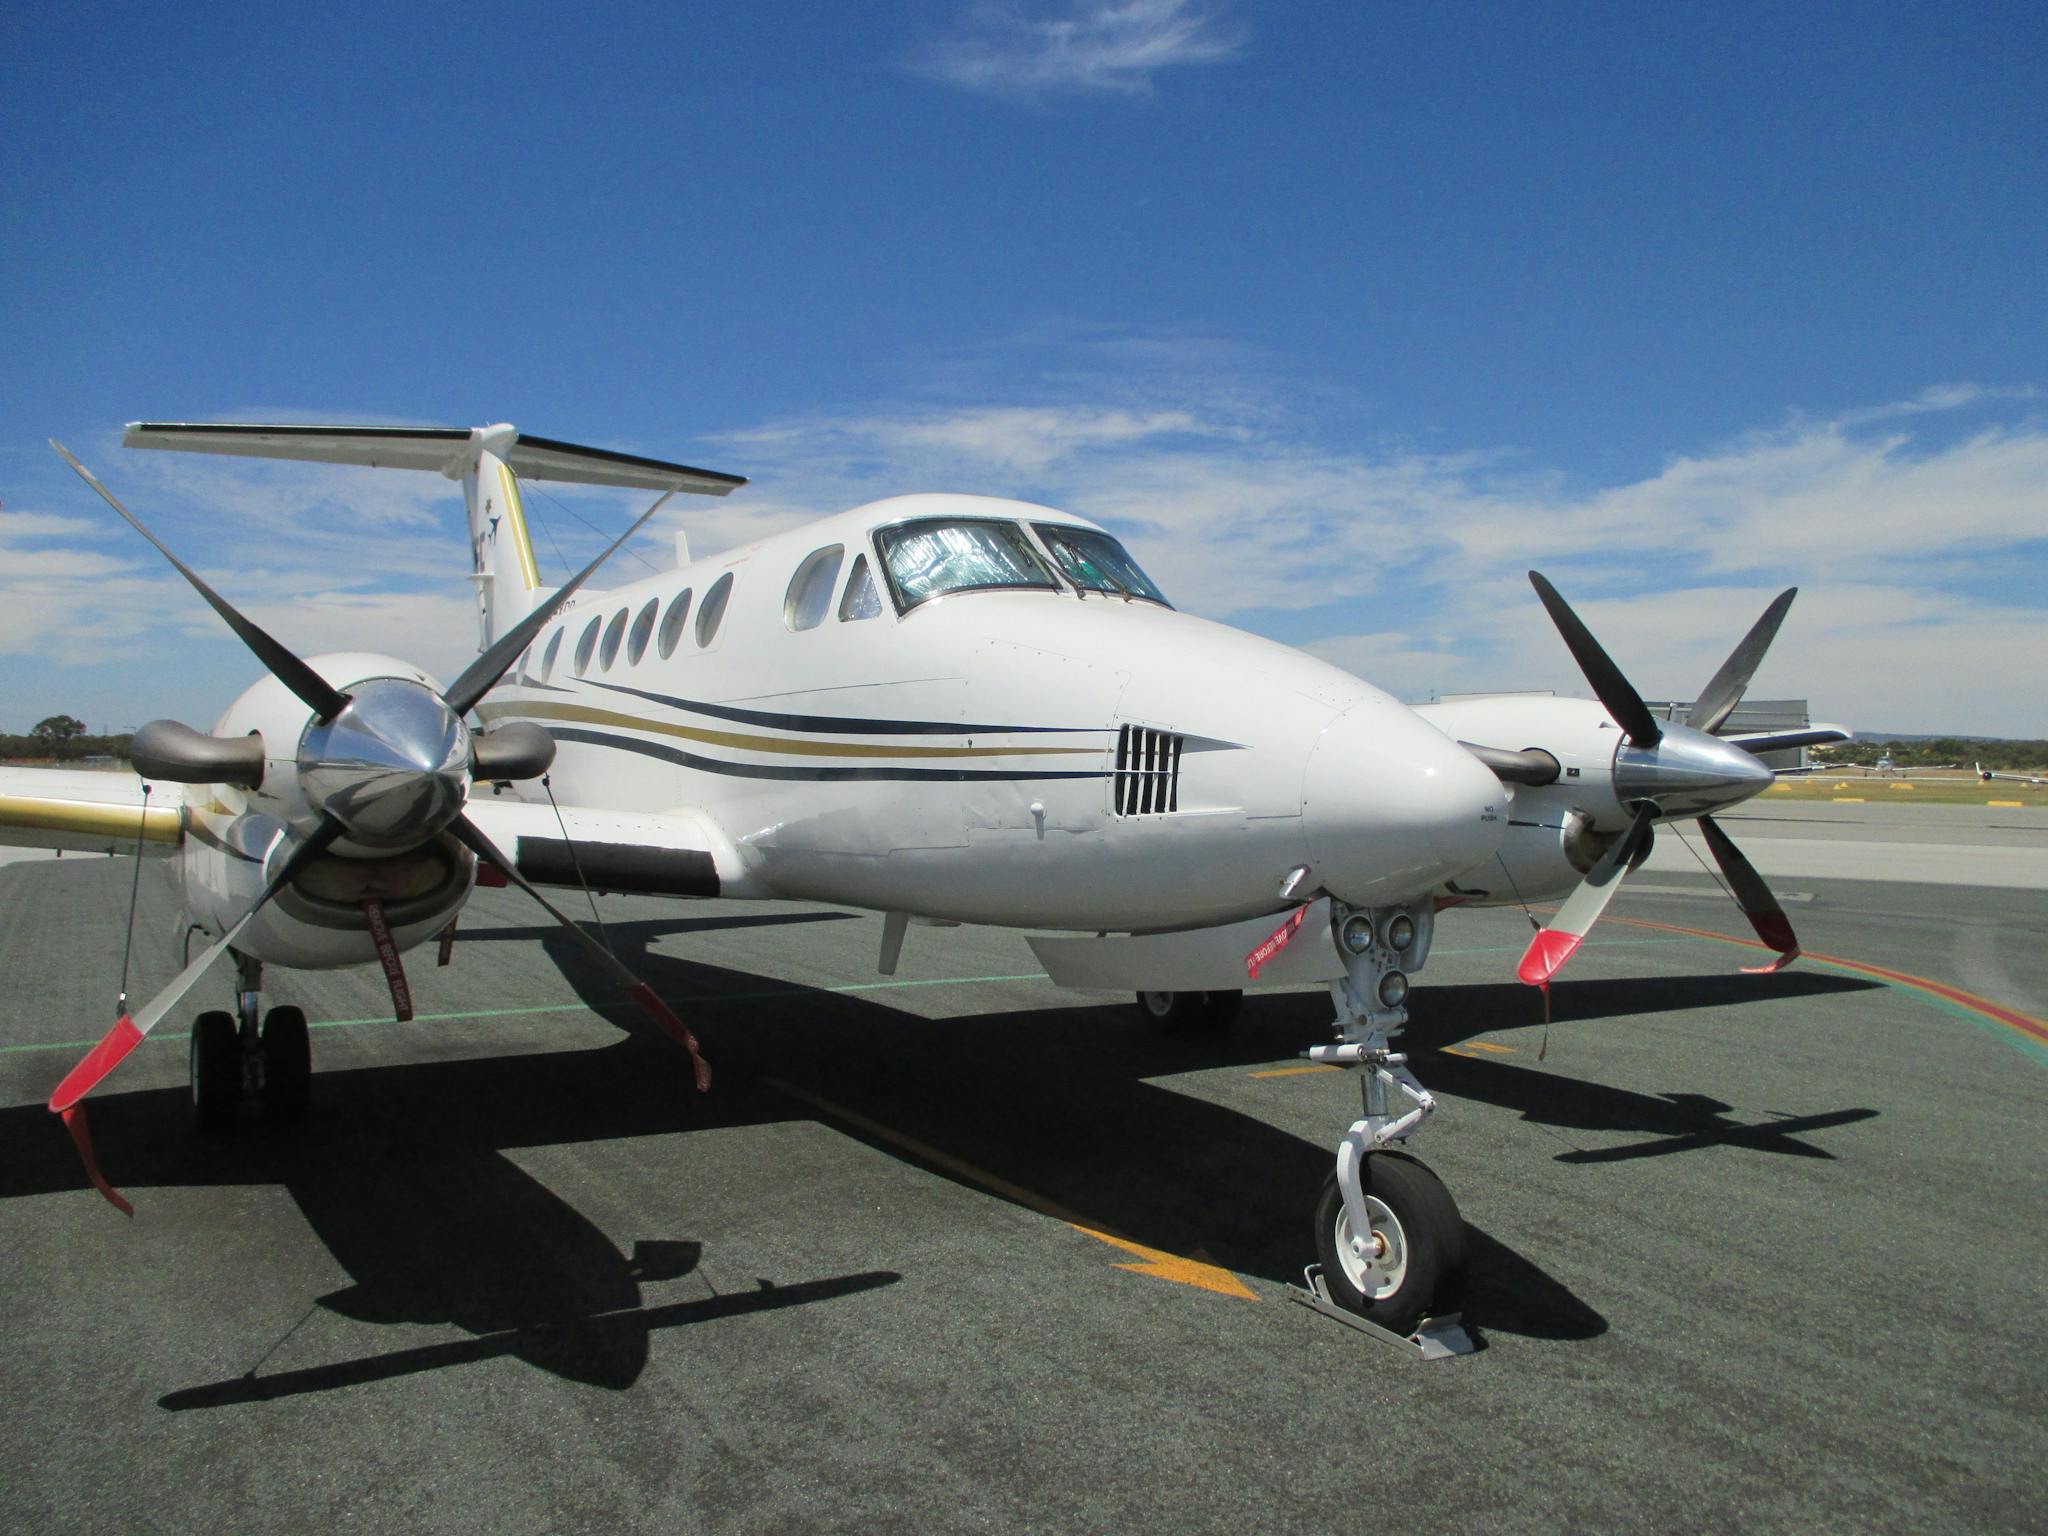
left=1133, top=989, right=1243, bottom=1030
left=1291, top=900, right=1472, bottom=1353
left=189, top=951, right=311, bottom=1131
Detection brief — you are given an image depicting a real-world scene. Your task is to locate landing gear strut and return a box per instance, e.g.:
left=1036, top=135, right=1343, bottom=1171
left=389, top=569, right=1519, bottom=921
left=1294, top=899, right=1471, bottom=1347
left=188, top=953, right=312, bottom=1131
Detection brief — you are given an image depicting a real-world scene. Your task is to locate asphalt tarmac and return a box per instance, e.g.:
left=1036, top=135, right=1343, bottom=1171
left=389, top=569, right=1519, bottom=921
left=2, top=800, right=2043, bottom=1533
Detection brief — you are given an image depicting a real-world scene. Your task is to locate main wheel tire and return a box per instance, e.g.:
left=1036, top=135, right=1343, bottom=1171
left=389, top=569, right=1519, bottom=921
left=190, top=1010, right=241, bottom=1133
left=1313, top=1152, right=1467, bottom=1336
left=1134, top=991, right=1239, bottom=1030
left=261, top=1005, right=311, bottom=1123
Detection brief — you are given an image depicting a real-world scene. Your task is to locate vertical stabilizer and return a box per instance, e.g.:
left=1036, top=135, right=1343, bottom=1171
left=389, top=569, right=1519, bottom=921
left=462, top=427, right=546, bottom=652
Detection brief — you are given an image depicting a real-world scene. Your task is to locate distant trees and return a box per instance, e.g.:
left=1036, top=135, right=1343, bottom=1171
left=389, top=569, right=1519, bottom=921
left=1814, top=739, right=2048, bottom=772
left=2, top=716, right=131, bottom=763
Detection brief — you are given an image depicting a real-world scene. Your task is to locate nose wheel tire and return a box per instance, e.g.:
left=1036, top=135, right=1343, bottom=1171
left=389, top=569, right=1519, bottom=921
left=261, top=1005, right=311, bottom=1122
left=1313, top=1152, right=1467, bottom=1336
left=190, top=1009, right=241, bottom=1133
left=1134, top=990, right=1243, bottom=1030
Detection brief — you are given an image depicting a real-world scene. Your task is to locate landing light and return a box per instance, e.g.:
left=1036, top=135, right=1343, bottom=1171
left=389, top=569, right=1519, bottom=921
left=1378, top=971, right=1410, bottom=1009
left=1340, top=914, right=1375, bottom=955
left=1386, top=914, right=1416, bottom=952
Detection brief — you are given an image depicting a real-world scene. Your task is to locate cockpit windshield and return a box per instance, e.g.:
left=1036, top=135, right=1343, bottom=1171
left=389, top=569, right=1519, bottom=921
left=875, top=519, right=1059, bottom=610
left=1033, top=524, right=1170, bottom=606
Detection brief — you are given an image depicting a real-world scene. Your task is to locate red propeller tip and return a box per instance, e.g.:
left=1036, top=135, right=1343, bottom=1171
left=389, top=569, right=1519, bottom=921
left=1517, top=929, right=1583, bottom=988
left=1741, top=948, right=1802, bottom=975
left=48, top=1014, right=144, bottom=1114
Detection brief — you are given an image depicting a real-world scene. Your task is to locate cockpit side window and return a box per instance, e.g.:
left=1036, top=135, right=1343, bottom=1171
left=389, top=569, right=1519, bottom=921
left=1032, top=523, right=1171, bottom=607
left=839, top=554, right=882, bottom=621
left=874, top=518, right=1059, bottom=612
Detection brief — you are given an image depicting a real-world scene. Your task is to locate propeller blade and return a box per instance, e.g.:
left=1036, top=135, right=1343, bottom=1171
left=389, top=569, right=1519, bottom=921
left=1527, top=572, right=1662, bottom=747
left=50, top=441, right=350, bottom=722
left=449, top=815, right=711, bottom=1090
left=442, top=490, right=677, bottom=717
left=1720, top=726, right=1850, bottom=756
left=49, top=816, right=344, bottom=1213
left=1687, top=588, right=1796, bottom=734
left=1697, top=814, right=1801, bottom=971
left=1517, top=803, right=1655, bottom=988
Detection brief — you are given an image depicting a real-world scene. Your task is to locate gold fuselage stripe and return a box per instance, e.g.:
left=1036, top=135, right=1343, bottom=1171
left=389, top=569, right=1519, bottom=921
left=497, top=462, right=541, bottom=591
left=0, top=797, right=181, bottom=842
left=482, top=700, right=1101, bottom=761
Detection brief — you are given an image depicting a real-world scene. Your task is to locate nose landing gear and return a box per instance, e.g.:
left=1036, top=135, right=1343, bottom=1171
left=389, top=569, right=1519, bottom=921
left=189, top=953, right=312, bottom=1131
left=1290, top=900, right=1474, bottom=1355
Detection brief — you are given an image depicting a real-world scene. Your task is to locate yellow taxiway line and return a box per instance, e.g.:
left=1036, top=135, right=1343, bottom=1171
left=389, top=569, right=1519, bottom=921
left=765, top=1076, right=1258, bottom=1300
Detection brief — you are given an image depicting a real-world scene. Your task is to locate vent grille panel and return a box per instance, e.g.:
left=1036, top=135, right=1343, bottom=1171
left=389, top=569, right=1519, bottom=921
left=1114, top=725, right=1184, bottom=817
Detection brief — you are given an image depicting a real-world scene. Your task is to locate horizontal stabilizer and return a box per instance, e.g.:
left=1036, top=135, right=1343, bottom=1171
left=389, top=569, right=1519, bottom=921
left=124, top=422, right=746, bottom=495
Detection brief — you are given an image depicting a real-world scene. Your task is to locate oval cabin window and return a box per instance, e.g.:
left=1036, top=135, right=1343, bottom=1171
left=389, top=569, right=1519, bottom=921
left=573, top=615, right=602, bottom=676
left=599, top=608, right=628, bottom=671
left=696, top=572, right=734, bottom=648
left=626, top=598, right=658, bottom=665
left=784, top=545, right=844, bottom=633
left=657, top=589, right=692, bottom=659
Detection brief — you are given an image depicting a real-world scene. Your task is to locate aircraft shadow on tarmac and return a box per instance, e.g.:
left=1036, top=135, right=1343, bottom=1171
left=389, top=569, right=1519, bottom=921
left=1397, top=973, right=1886, bottom=1164
left=0, top=912, right=1883, bottom=1405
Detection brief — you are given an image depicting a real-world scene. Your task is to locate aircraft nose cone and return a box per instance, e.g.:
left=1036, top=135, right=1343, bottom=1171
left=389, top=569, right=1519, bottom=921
left=1301, top=701, right=1507, bottom=906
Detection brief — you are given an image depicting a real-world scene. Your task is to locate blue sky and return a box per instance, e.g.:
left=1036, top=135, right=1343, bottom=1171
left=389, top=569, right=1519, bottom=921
left=4, top=1, right=2044, bottom=736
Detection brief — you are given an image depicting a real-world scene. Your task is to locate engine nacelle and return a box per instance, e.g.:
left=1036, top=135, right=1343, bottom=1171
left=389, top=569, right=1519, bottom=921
left=172, top=652, right=485, bottom=967
left=1440, top=784, right=1660, bottom=907
left=180, top=811, right=476, bottom=969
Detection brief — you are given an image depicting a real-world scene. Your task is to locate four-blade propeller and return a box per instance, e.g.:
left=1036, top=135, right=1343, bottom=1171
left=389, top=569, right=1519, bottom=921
left=1513, top=572, right=1805, bottom=992
left=46, top=445, right=711, bottom=1213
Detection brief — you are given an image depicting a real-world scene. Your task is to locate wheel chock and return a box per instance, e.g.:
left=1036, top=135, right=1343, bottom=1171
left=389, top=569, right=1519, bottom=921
left=1286, top=1265, right=1476, bottom=1360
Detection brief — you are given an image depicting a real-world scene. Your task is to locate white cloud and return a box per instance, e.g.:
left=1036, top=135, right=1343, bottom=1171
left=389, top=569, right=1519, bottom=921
left=5, top=378, right=2043, bottom=740
left=730, top=405, right=1211, bottom=477
left=718, top=379, right=2048, bottom=735
left=914, top=1, right=1243, bottom=98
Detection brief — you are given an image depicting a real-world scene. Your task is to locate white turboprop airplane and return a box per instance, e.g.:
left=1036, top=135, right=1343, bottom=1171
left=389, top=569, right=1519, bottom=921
left=1, top=422, right=1837, bottom=1336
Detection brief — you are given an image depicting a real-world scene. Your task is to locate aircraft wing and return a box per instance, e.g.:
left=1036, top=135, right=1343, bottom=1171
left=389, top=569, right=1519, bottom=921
left=0, top=768, right=182, bottom=855
left=0, top=770, right=750, bottom=891
left=460, top=797, right=751, bottom=899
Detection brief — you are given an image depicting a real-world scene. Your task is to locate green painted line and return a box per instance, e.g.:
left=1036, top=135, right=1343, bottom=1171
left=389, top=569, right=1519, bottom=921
left=1643, top=934, right=2048, bottom=1073
left=0, top=972, right=1059, bottom=1056
left=16, top=930, right=2031, bottom=1077
left=1435, top=938, right=1693, bottom=957
left=1887, top=987, right=2048, bottom=1071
